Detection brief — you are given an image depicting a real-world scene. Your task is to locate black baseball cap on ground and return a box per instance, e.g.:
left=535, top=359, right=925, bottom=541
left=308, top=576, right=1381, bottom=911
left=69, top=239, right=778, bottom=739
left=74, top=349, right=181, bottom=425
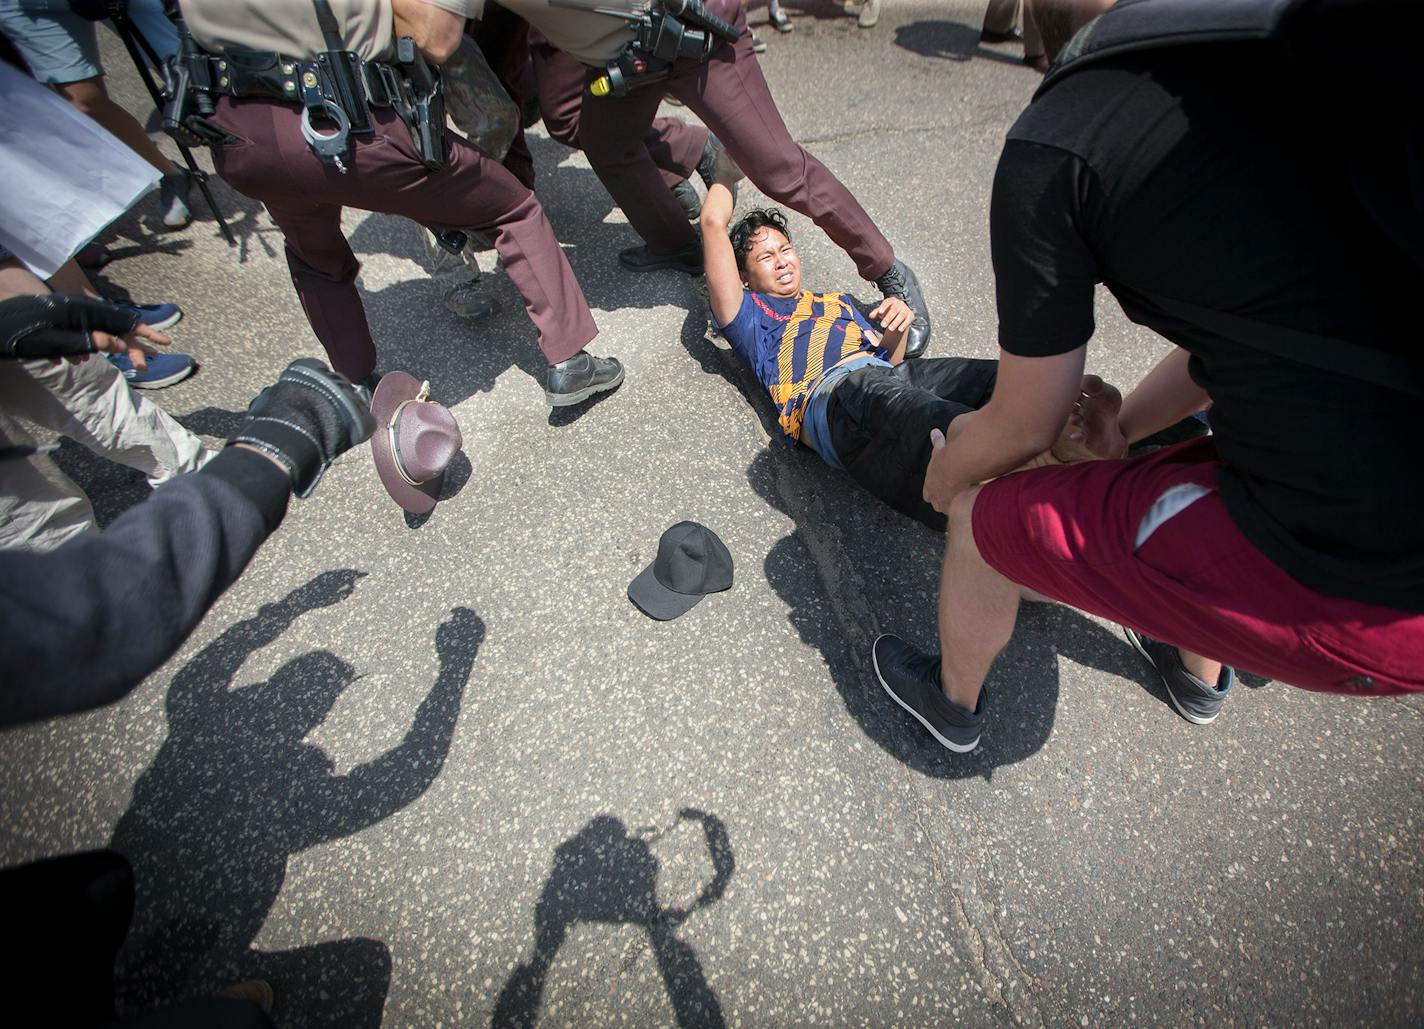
left=628, top=521, right=734, bottom=620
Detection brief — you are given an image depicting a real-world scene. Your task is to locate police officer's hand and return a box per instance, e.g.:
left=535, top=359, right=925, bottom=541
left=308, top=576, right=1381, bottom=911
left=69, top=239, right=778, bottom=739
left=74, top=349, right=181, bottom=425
left=227, top=359, right=376, bottom=498
left=0, top=293, right=163, bottom=368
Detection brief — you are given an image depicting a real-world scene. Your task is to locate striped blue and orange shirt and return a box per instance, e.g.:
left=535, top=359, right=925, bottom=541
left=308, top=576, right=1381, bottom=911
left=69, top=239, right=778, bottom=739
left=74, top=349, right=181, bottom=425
left=716, top=290, right=890, bottom=442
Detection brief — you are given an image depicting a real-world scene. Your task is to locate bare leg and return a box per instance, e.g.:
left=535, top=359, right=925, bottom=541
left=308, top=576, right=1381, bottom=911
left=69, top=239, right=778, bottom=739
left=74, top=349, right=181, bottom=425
left=1179, top=649, right=1224, bottom=685
left=936, top=485, right=1022, bottom=710
left=56, top=76, right=176, bottom=175
left=45, top=260, right=100, bottom=300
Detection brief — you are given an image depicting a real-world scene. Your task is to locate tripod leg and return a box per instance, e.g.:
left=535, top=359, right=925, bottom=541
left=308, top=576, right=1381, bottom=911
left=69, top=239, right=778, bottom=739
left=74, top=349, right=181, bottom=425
left=109, top=14, right=236, bottom=246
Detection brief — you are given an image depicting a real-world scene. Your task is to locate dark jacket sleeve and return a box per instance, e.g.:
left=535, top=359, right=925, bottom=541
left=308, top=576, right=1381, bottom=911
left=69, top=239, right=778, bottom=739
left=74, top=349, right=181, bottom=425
left=0, top=447, right=291, bottom=727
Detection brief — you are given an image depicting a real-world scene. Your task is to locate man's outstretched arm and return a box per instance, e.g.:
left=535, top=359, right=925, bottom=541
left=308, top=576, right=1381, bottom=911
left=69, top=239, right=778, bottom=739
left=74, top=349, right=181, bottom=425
left=0, top=447, right=291, bottom=726
left=700, top=160, right=746, bottom=328
left=0, top=332, right=374, bottom=726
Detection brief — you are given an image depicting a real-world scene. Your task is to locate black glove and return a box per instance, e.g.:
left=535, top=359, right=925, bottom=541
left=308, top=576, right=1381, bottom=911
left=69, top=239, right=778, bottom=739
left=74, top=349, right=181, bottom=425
left=0, top=294, right=139, bottom=361
left=227, top=359, right=376, bottom=498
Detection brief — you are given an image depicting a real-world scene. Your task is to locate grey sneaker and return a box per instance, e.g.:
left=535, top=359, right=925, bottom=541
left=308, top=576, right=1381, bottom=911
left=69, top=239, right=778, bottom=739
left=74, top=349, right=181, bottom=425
left=443, top=279, right=496, bottom=320
left=873, top=258, right=932, bottom=358
left=858, top=0, right=881, bottom=29
left=158, top=169, right=192, bottom=229
left=872, top=634, right=985, bottom=753
left=696, top=133, right=727, bottom=190
left=671, top=177, right=702, bottom=220
left=1123, top=627, right=1235, bottom=724
left=546, top=351, right=625, bottom=407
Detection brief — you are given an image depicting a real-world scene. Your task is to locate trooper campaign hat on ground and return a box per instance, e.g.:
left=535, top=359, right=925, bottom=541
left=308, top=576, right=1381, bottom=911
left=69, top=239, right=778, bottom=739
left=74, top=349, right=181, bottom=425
left=628, top=521, right=734, bottom=620
left=370, top=372, right=463, bottom=515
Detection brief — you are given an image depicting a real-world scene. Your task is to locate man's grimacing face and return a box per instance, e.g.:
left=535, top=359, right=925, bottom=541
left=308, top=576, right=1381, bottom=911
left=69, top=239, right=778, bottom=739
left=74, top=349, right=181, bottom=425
left=740, top=226, right=802, bottom=298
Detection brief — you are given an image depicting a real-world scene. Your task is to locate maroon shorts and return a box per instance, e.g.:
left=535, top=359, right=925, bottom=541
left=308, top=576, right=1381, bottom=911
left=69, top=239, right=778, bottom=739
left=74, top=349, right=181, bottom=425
left=971, top=439, right=1424, bottom=695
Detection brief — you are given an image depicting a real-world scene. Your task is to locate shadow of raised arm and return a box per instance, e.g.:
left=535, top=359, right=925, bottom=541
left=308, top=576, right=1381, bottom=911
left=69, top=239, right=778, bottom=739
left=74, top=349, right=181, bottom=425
left=302, top=607, right=484, bottom=845
left=165, top=569, right=365, bottom=731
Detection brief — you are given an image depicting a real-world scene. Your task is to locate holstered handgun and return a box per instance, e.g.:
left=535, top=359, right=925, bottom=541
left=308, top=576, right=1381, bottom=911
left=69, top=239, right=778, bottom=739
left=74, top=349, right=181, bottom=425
left=162, top=16, right=239, bottom=147
left=394, top=36, right=447, bottom=172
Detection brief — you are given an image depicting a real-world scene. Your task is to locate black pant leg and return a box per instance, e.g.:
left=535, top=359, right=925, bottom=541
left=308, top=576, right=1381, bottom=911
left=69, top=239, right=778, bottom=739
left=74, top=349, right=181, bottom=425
left=893, top=356, right=998, bottom=405
left=0, top=849, right=133, bottom=1025
left=828, top=364, right=985, bottom=531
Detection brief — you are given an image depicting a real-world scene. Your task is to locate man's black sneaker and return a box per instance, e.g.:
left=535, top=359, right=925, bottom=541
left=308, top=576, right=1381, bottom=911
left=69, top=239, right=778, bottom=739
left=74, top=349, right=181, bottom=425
left=874, top=259, right=932, bottom=358
left=872, top=634, right=985, bottom=753
left=1123, top=627, right=1235, bottom=725
left=546, top=351, right=625, bottom=408
left=671, top=177, right=702, bottom=220
left=618, top=241, right=704, bottom=275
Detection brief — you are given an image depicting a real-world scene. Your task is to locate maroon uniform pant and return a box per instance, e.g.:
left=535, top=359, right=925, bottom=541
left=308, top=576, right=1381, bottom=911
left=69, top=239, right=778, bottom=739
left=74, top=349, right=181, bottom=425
left=210, top=97, right=597, bottom=380
left=576, top=6, right=896, bottom=276
left=530, top=35, right=710, bottom=217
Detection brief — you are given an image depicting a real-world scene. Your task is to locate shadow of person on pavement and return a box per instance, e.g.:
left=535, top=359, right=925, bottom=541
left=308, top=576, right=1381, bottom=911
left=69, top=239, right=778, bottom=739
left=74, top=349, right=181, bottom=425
left=893, top=19, right=1028, bottom=66
left=110, top=570, right=483, bottom=1029
left=494, top=810, right=734, bottom=1029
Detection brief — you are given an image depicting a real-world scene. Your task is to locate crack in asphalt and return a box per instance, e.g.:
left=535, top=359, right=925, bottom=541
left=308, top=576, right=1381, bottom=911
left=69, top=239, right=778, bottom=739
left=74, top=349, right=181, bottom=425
left=798, top=121, right=961, bottom=147
left=723, top=329, right=1049, bottom=1024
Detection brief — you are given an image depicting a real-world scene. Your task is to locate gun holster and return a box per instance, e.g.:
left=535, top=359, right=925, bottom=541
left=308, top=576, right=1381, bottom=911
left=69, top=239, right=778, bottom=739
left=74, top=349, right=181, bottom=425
left=595, top=0, right=742, bottom=97
left=392, top=36, right=448, bottom=172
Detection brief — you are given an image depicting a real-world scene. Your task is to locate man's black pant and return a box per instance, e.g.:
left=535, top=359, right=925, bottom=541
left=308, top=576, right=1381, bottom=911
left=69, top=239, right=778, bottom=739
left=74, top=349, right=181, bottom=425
left=827, top=358, right=998, bottom=531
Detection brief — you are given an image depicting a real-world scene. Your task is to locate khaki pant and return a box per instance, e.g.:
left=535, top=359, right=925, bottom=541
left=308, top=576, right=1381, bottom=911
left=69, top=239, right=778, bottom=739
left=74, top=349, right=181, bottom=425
left=0, top=356, right=211, bottom=551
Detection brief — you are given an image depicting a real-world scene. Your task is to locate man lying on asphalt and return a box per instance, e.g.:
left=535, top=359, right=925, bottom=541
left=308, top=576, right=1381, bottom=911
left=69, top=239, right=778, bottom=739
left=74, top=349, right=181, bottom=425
left=699, top=166, right=1127, bottom=535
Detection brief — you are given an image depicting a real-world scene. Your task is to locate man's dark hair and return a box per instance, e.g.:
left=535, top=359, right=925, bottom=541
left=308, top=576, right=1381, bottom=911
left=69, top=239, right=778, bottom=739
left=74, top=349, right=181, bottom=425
left=729, top=208, right=791, bottom=271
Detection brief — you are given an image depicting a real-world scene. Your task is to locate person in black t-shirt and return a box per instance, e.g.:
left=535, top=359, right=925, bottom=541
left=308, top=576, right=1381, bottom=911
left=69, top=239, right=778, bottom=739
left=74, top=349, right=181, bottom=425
left=872, top=0, right=1424, bottom=755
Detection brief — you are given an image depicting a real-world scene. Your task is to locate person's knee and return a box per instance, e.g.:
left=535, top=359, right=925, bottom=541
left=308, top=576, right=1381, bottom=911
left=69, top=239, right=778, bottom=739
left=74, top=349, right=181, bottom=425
left=542, top=112, right=579, bottom=149
left=58, top=76, right=107, bottom=113
left=746, top=147, right=810, bottom=204
left=947, top=484, right=982, bottom=538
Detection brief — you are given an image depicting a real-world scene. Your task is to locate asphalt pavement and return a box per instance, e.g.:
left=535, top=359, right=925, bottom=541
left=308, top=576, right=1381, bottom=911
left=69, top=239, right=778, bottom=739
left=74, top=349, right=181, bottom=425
left=2, top=2, right=1422, bottom=1026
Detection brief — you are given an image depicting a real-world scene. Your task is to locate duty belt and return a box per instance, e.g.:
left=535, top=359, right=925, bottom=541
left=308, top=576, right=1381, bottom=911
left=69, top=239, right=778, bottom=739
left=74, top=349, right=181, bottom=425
left=164, top=0, right=447, bottom=174
left=197, top=51, right=403, bottom=115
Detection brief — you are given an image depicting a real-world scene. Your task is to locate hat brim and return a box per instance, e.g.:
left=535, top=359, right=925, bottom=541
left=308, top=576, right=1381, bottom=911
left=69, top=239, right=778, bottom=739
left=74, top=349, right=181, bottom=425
left=628, top=562, right=706, bottom=621
left=370, top=370, right=444, bottom=515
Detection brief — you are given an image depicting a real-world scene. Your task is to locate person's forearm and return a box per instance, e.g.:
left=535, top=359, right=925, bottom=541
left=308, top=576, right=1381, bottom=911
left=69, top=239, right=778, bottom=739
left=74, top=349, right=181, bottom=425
left=880, top=326, right=907, bottom=364
left=936, top=405, right=1059, bottom=495
left=0, top=448, right=290, bottom=726
left=700, top=182, right=736, bottom=234
left=1118, top=347, right=1208, bottom=444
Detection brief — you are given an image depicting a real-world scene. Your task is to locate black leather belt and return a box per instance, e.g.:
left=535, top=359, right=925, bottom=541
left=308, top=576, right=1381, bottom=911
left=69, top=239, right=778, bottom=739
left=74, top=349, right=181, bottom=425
left=198, top=51, right=402, bottom=110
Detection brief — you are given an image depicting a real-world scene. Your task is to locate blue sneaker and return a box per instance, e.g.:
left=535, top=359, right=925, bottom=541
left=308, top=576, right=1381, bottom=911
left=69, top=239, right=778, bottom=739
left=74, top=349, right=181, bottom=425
left=117, top=301, right=183, bottom=332
left=107, top=351, right=196, bottom=389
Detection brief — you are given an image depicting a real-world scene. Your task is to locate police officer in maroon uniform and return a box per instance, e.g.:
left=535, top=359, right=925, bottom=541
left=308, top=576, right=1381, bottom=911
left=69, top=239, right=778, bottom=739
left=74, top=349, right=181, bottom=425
left=176, top=0, right=625, bottom=408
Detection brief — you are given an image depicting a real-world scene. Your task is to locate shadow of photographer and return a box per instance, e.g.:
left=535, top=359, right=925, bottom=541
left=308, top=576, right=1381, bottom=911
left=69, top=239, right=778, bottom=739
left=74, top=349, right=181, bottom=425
left=494, top=810, right=734, bottom=1029
left=110, top=570, right=484, bottom=1028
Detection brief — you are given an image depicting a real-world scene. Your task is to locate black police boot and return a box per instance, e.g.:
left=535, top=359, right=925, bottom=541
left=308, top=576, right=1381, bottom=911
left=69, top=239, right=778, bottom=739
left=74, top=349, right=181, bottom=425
left=546, top=351, right=625, bottom=408
left=618, top=240, right=704, bottom=275
left=874, top=258, right=932, bottom=359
